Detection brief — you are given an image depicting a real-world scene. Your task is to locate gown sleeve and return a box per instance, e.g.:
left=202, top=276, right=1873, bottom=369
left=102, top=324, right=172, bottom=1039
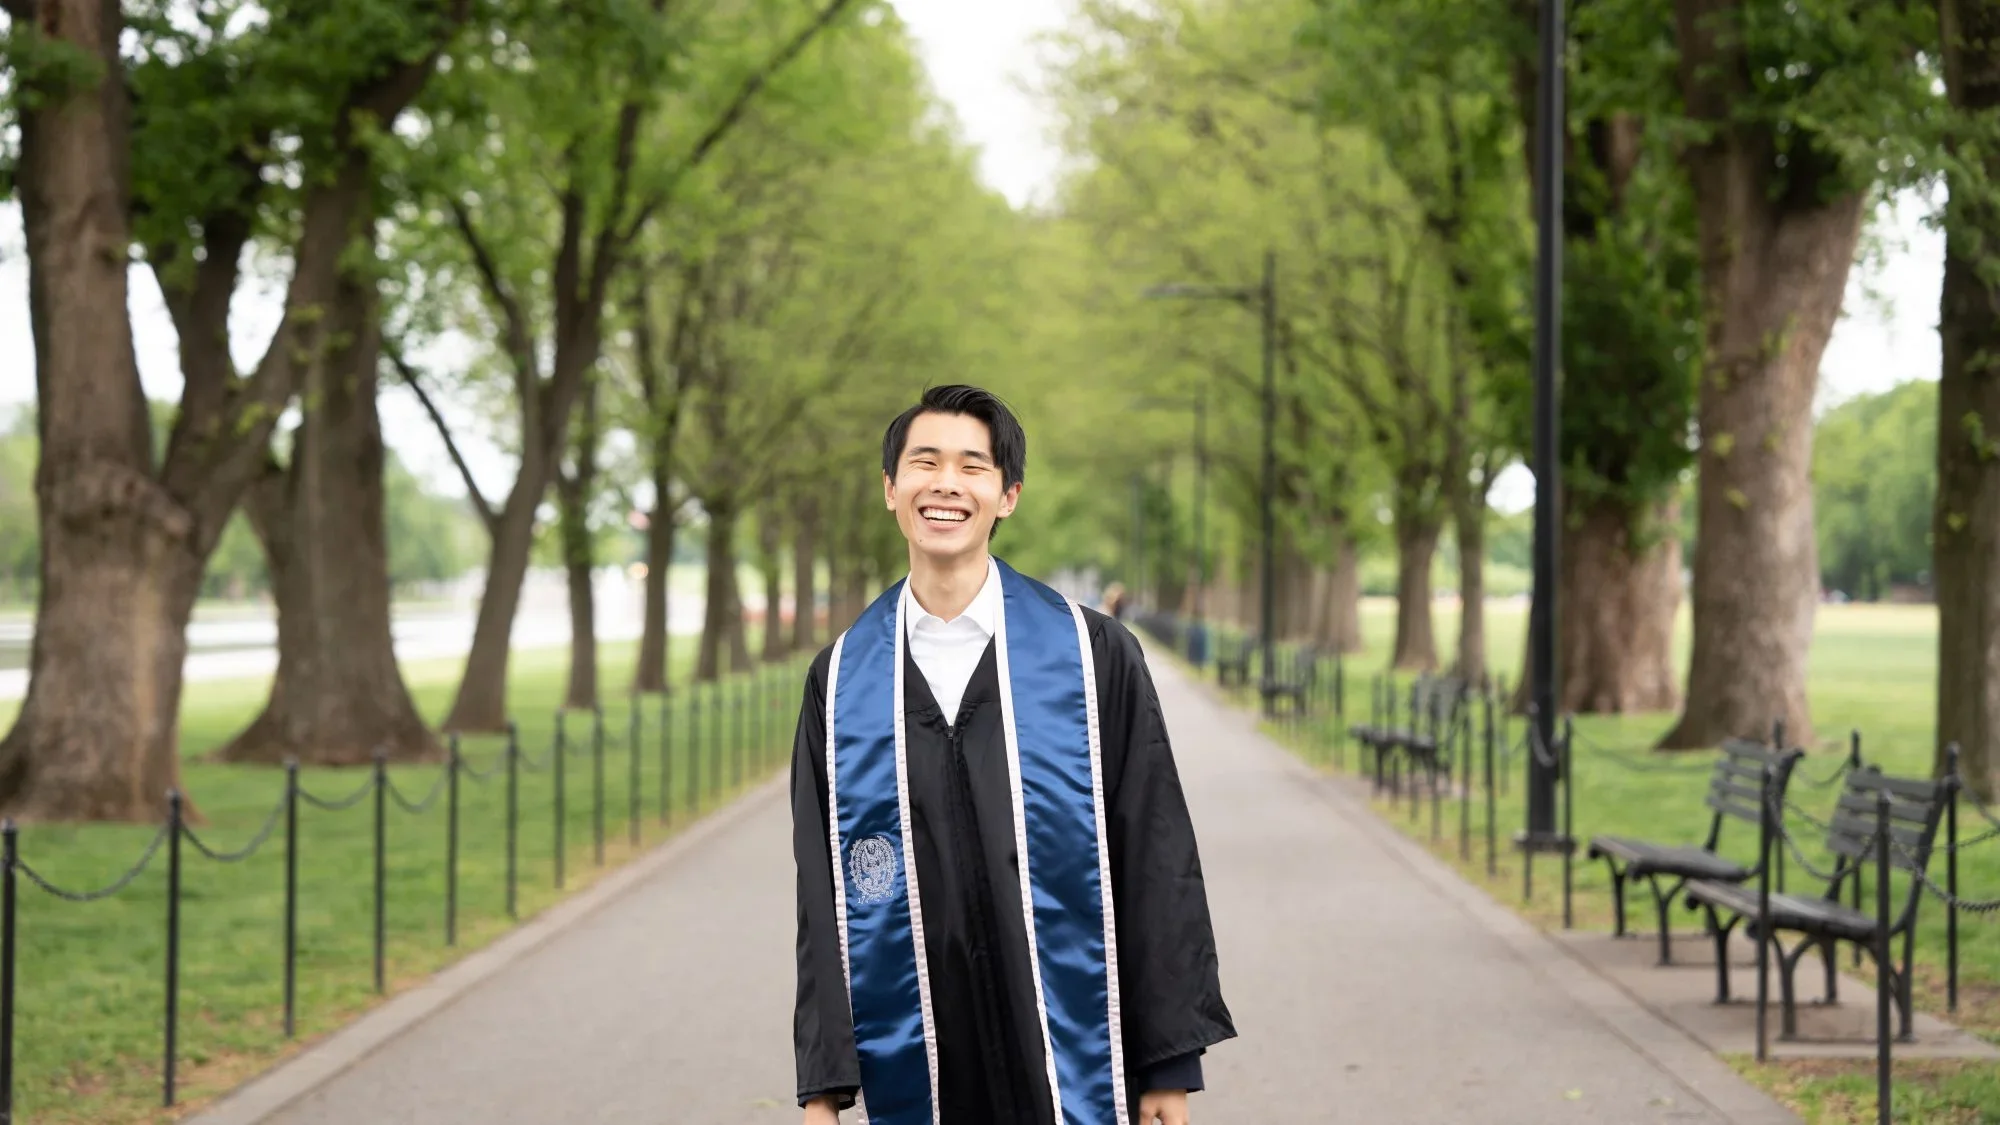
left=792, top=647, right=861, bottom=1109
left=1093, top=613, right=1238, bottom=1079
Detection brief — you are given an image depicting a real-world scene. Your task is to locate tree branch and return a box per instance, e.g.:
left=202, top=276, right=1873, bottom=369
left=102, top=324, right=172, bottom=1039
left=449, top=198, right=540, bottom=393
left=619, top=0, right=863, bottom=244
left=385, top=343, right=499, bottom=534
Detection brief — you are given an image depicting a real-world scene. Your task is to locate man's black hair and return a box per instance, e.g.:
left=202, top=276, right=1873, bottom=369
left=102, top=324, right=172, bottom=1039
left=881, top=385, right=1027, bottom=538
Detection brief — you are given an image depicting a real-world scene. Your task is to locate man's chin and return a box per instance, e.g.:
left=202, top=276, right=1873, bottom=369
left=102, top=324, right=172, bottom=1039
left=909, top=536, right=989, bottom=566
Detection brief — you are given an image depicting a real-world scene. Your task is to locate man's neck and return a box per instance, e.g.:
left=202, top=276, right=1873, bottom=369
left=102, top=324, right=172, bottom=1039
left=907, top=549, right=990, bottom=621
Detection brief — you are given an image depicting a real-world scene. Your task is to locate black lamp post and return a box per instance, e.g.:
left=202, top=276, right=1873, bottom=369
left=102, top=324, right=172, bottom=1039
left=1522, top=0, right=1568, bottom=854
left=1144, top=249, right=1278, bottom=715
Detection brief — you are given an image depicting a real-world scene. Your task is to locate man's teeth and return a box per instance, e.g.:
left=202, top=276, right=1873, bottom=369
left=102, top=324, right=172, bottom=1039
left=921, top=508, right=968, bottom=522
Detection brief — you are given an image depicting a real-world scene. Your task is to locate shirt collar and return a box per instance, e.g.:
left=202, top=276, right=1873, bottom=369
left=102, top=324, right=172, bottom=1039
left=902, top=559, right=1000, bottom=638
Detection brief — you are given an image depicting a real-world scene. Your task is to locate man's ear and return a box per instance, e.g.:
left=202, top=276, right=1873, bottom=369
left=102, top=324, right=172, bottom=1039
left=998, top=481, right=1022, bottom=520
left=883, top=472, right=896, bottom=511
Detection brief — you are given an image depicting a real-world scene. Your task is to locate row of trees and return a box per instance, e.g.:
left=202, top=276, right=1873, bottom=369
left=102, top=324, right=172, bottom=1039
left=0, top=0, right=1043, bottom=822
left=0, top=404, right=483, bottom=602
left=1025, top=0, right=2000, bottom=794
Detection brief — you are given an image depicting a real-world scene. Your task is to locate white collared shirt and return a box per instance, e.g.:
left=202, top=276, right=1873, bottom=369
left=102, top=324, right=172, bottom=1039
left=902, top=560, right=1000, bottom=725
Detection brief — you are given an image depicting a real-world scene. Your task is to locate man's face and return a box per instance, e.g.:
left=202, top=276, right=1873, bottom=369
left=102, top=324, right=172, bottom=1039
left=885, top=411, right=1019, bottom=564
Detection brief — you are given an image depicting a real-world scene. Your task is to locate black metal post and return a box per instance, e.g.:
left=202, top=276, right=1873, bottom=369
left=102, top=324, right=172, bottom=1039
left=1, top=820, right=15, bottom=1125
left=1524, top=705, right=1537, bottom=903
left=1756, top=763, right=1773, bottom=1063
left=1562, top=716, right=1575, bottom=929
left=732, top=679, right=744, bottom=791
left=1524, top=0, right=1566, bottom=856
left=630, top=699, right=642, bottom=846
left=1429, top=693, right=1442, bottom=837
left=555, top=711, right=567, bottom=889
left=446, top=735, right=460, bottom=947
left=593, top=705, right=606, bottom=867
left=1947, top=742, right=1961, bottom=1012
left=688, top=685, right=703, bottom=815
left=1876, top=788, right=1893, bottom=1125
left=505, top=722, right=519, bottom=920
left=372, top=753, right=386, bottom=995
left=710, top=680, right=723, bottom=804
left=1333, top=652, right=1345, bottom=770
left=1258, top=249, right=1277, bottom=717
left=283, top=760, right=298, bottom=1039
left=1484, top=692, right=1498, bottom=878
left=1460, top=700, right=1473, bottom=862
left=165, top=790, right=183, bottom=1106
left=1773, top=719, right=1788, bottom=894
left=1852, top=730, right=1864, bottom=966
left=661, top=692, right=673, bottom=824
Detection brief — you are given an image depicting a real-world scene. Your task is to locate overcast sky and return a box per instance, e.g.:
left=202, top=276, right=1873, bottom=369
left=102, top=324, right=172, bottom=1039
left=0, top=0, right=1941, bottom=513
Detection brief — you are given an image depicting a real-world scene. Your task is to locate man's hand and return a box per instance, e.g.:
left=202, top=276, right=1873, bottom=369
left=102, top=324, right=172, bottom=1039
left=801, top=1095, right=841, bottom=1124
left=1138, top=1089, right=1189, bottom=1125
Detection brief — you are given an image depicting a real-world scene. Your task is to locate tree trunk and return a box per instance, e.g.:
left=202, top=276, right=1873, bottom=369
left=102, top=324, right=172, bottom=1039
left=0, top=0, right=190, bottom=820
left=219, top=273, right=435, bottom=766
left=1559, top=492, right=1683, bottom=715
left=698, top=500, right=751, bottom=680
left=1392, top=517, right=1441, bottom=671
left=1655, top=205, right=1861, bottom=747
left=792, top=494, right=818, bottom=653
left=1660, top=0, right=1868, bottom=750
left=758, top=503, right=787, bottom=662
left=559, top=494, right=597, bottom=710
left=1455, top=494, right=1488, bottom=686
left=633, top=452, right=677, bottom=694
left=442, top=488, right=542, bottom=732
left=1936, top=0, right=2000, bottom=798
left=557, top=380, right=601, bottom=711
left=1315, top=538, right=1363, bottom=653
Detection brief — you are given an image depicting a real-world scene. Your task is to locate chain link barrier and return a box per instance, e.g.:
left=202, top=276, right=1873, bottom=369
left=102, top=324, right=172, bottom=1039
left=298, top=774, right=379, bottom=812
left=16, top=824, right=172, bottom=902
left=386, top=766, right=451, bottom=815
left=181, top=791, right=288, bottom=863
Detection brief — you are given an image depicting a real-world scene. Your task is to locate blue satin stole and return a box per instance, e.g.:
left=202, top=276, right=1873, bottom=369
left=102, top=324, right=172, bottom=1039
left=824, top=559, right=1128, bottom=1125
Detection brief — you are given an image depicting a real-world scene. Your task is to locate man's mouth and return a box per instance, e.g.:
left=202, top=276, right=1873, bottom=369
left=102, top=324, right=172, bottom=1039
left=920, top=506, right=970, bottom=525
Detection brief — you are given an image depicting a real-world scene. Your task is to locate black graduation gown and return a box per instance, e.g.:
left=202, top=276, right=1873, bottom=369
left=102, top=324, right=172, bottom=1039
left=792, top=606, right=1236, bottom=1122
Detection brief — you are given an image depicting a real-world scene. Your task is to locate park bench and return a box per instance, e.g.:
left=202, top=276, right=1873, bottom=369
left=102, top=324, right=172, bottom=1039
left=1586, top=738, right=1804, bottom=966
left=1360, top=674, right=1466, bottom=802
left=1683, top=763, right=1953, bottom=1042
left=1215, top=636, right=1256, bottom=688
left=1260, top=645, right=1320, bottom=718
left=1396, top=675, right=1468, bottom=781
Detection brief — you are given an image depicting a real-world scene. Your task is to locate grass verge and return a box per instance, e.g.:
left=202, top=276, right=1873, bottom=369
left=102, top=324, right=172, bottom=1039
left=0, top=637, right=803, bottom=1125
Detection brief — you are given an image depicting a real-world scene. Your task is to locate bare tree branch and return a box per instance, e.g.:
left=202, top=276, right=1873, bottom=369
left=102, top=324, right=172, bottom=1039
left=385, top=342, right=498, bottom=533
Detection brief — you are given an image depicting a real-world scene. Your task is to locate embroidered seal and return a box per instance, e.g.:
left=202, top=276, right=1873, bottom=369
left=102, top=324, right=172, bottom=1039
left=847, top=834, right=900, bottom=905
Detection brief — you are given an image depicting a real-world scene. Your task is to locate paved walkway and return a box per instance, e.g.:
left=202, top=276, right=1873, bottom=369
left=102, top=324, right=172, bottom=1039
left=197, top=645, right=1797, bottom=1124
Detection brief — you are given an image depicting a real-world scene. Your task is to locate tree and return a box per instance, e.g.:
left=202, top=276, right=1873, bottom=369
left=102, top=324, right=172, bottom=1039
left=1936, top=0, right=2000, bottom=795
left=1814, top=381, right=1935, bottom=600
left=1, top=0, right=466, bottom=819
left=407, top=0, right=861, bottom=731
left=1658, top=0, right=1935, bottom=748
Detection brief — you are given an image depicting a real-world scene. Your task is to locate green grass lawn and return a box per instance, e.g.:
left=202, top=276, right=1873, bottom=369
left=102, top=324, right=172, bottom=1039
left=1214, top=597, right=2000, bottom=1124
left=0, top=637, right=804, bottom=1125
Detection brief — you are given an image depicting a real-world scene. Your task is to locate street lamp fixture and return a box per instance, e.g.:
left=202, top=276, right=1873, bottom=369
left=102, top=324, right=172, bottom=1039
left=1143, top=250, right=1279, bottom=716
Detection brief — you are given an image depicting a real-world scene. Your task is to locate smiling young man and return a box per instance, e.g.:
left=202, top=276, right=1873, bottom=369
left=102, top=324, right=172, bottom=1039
left=791, top=386, right=1235, bottom=1125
